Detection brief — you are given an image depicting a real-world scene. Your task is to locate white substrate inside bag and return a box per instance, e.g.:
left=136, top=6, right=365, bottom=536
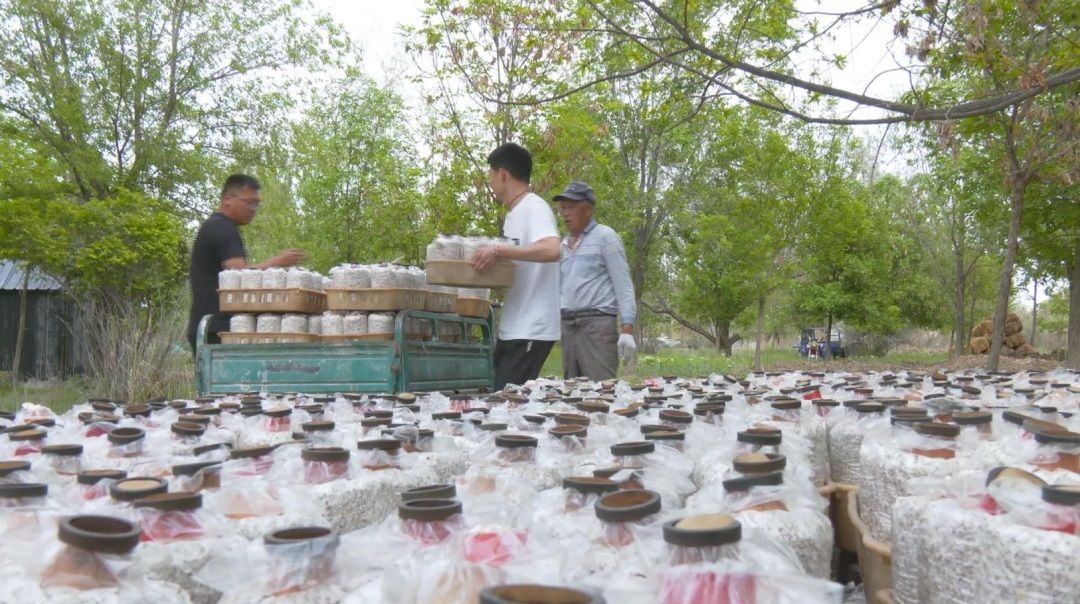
left=732, top=507, right=833, bottom=580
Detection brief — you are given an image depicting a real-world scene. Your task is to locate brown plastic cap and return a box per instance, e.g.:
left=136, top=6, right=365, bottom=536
left=769, top=399, right=802, bottom=411
left=77, top=469, right=128, bottom=485
left=554, top=413, right=590, bottom=427
left=124, top=404, right=152, bottom=417
left=171, top=422, right=206, bottom=436
left=732, top=453, right=787, bottom=474
left=611, top=441, right=656, bottom=456
left=229, top=445, right=275, bottom=459
left=8, top=428, right=46, bottom=442
left=40, top=443, right=83, bottom=457
left=264, top=526, right=339, bottom=546
left=302, top=447, right=351, bottom=463
left=663, top=514, right=742, bottom=547
left=496, top=434, right=538, bottom=449
left=194, top=442, right=232, bottom=456
left=401, top=484, right=457, bottom=502
left=0, top=460, right=31, bottom=477
left=613, top=407, right=640, bottom=418
left=576, top=401, right=609, bottom=414
left=644, top=430, right=685, bottom=442
left=356, top=439, right=403, bottom=452
left=303, top=420, right=336, bottom=432
left=178, top=414, right=212, bottom=425
left=263, top=408, right=293, bottom=418
left=58, top=515, right=141, bottom=554
left=1042, top=484, right=1080, bottom=507
left=595, top=489, right=662, bottom=523
left=913, top=422, right=961, bottom=439
left=479, top=584, right=601, bottom=604
left=736, top=428, right=782, bottom=446
left=722, top=470, right=784, bottom=492
left=110, top=477, right=169, bottom=502
left=478, top=423, right=509, bottom=432
left=107, top=427, right=146, bottom=445
left=659, top=409, right=693, bottom=424
left=549, top=425, right=587, bottom=439
left=172, top=460, right=223, bottom=477
left=0, top=482, right=48, bottom=499
left=364, top=410, right=395, bottom=419
left=134, top=492, right=203, bottom=512
left=952, top=411, right=992, bottom=426
left=562, top=476, right=619, bottom=495
left=398, top=498, right=463, bottom=522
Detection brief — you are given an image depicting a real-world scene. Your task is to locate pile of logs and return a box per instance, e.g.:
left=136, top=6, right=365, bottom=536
left=969, top=313, right=1037, bottom=356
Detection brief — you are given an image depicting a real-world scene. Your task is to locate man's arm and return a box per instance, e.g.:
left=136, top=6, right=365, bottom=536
left=222, top=249, right=303, bottom=270
left=602, top=231, right=637, bottom=332
left=471, top=237, right=559, bottom=270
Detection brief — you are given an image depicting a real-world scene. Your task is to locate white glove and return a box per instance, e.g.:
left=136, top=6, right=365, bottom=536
left=618, top=333, right=637, bottom=362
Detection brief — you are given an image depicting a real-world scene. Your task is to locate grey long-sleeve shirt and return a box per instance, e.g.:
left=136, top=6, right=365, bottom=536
left=559, top=219, right=637, bottom=325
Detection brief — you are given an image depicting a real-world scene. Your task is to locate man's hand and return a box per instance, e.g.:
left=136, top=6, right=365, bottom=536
left=618, top=333, right=637, bottom=363
left=471, top=246, right=499, bottom=271
left=273, top=248, right=304, bottom=267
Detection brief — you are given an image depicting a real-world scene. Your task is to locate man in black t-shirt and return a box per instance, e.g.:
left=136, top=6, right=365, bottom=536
left=187, top=174, right=303, bottom=353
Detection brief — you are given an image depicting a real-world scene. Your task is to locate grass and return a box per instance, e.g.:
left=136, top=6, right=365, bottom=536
left=0, top=378, right=87, bottom=415
left=541, top=345, right=805, bottom=381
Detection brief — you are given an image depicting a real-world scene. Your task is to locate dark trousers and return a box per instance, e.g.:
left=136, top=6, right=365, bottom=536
left=561, top=314, right=618, bottom=381
left=493, top=339, right=555, bottom=391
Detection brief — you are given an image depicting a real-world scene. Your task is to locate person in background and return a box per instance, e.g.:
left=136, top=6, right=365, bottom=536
left=554, top=180, right=637, bottom=380
left=471, top=143, right=561, bottom=390
left=186, top=173, right=303, bottom=354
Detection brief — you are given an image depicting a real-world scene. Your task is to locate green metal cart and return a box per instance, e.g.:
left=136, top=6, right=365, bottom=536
left=195, top=309, right=494, bottom=395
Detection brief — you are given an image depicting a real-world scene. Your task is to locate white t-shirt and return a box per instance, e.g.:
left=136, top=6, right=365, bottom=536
left=499, top=193, right=561, bottom=341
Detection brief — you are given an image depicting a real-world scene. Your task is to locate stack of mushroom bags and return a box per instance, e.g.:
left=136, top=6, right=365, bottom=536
left=307, top=377, right=845, bottom=603
left=796, top=368, right=1080, bottom=604
left=0, top=369, right=1074, bottom=603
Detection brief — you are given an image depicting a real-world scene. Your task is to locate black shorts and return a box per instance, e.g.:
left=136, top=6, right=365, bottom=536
left=493, top=339, right=555, bottom=390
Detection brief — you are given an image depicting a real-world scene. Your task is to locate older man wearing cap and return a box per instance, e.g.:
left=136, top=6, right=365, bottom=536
left=555, top=180, right=637, bottom=380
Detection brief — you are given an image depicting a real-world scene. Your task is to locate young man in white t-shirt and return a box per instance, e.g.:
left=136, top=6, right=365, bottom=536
left=471, top=143, right=561, bottom=390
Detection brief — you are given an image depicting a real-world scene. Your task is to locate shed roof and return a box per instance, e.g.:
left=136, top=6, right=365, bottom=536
left=0, top=260, right=63, bottom=291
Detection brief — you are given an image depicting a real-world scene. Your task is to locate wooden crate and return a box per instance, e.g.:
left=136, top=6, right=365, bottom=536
left=218, top=289, right=326, bottom=313
left=218, top=332, right=318, bottom=345
left=455, top=297, right=492, bottom=318
left=425, top=291, right=458, bottom=313
left=425, top=260, right=514, bottom=288
left=325, top=288, right=428, bottom=311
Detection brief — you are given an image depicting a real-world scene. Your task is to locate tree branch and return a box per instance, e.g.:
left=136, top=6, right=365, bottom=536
left=641, top=299, right=716, bottom=344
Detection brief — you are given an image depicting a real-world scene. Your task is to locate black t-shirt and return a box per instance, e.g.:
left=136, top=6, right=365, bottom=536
left=187, top=212, right=246, bottom=339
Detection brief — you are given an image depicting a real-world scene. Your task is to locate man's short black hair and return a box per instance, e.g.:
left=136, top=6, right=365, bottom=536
left=486, top=143, right=532, bottom=183
left=221, top=173, right=261, bottom=197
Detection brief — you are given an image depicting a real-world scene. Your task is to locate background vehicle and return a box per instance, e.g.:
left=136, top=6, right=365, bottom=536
left=795, top=327, right=845, bottom=358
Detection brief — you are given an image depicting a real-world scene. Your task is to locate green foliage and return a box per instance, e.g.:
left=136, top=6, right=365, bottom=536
left=669, top=107, right=816, bottom=340
left=240, top=78, right=426, bottom=270
left=0, top=0, right=345, bottom=208
left=67, top=190, right=188, bottom=301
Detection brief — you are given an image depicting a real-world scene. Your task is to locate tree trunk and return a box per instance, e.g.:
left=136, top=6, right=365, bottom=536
left=753, top=295, right=766, bottom=372
left=1067, top=242, right=1080, bottom=369
left=12, top=269, right=30, bottom=389
left=967, top=282, right=978, bottom=347
left=987, top=186, right=1024, bottom=371
left=954, top=250, right=966, bottom=357
left=1030, top=278, right=1038, bottom=348
left=825, top=317, right=833, bottom=358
